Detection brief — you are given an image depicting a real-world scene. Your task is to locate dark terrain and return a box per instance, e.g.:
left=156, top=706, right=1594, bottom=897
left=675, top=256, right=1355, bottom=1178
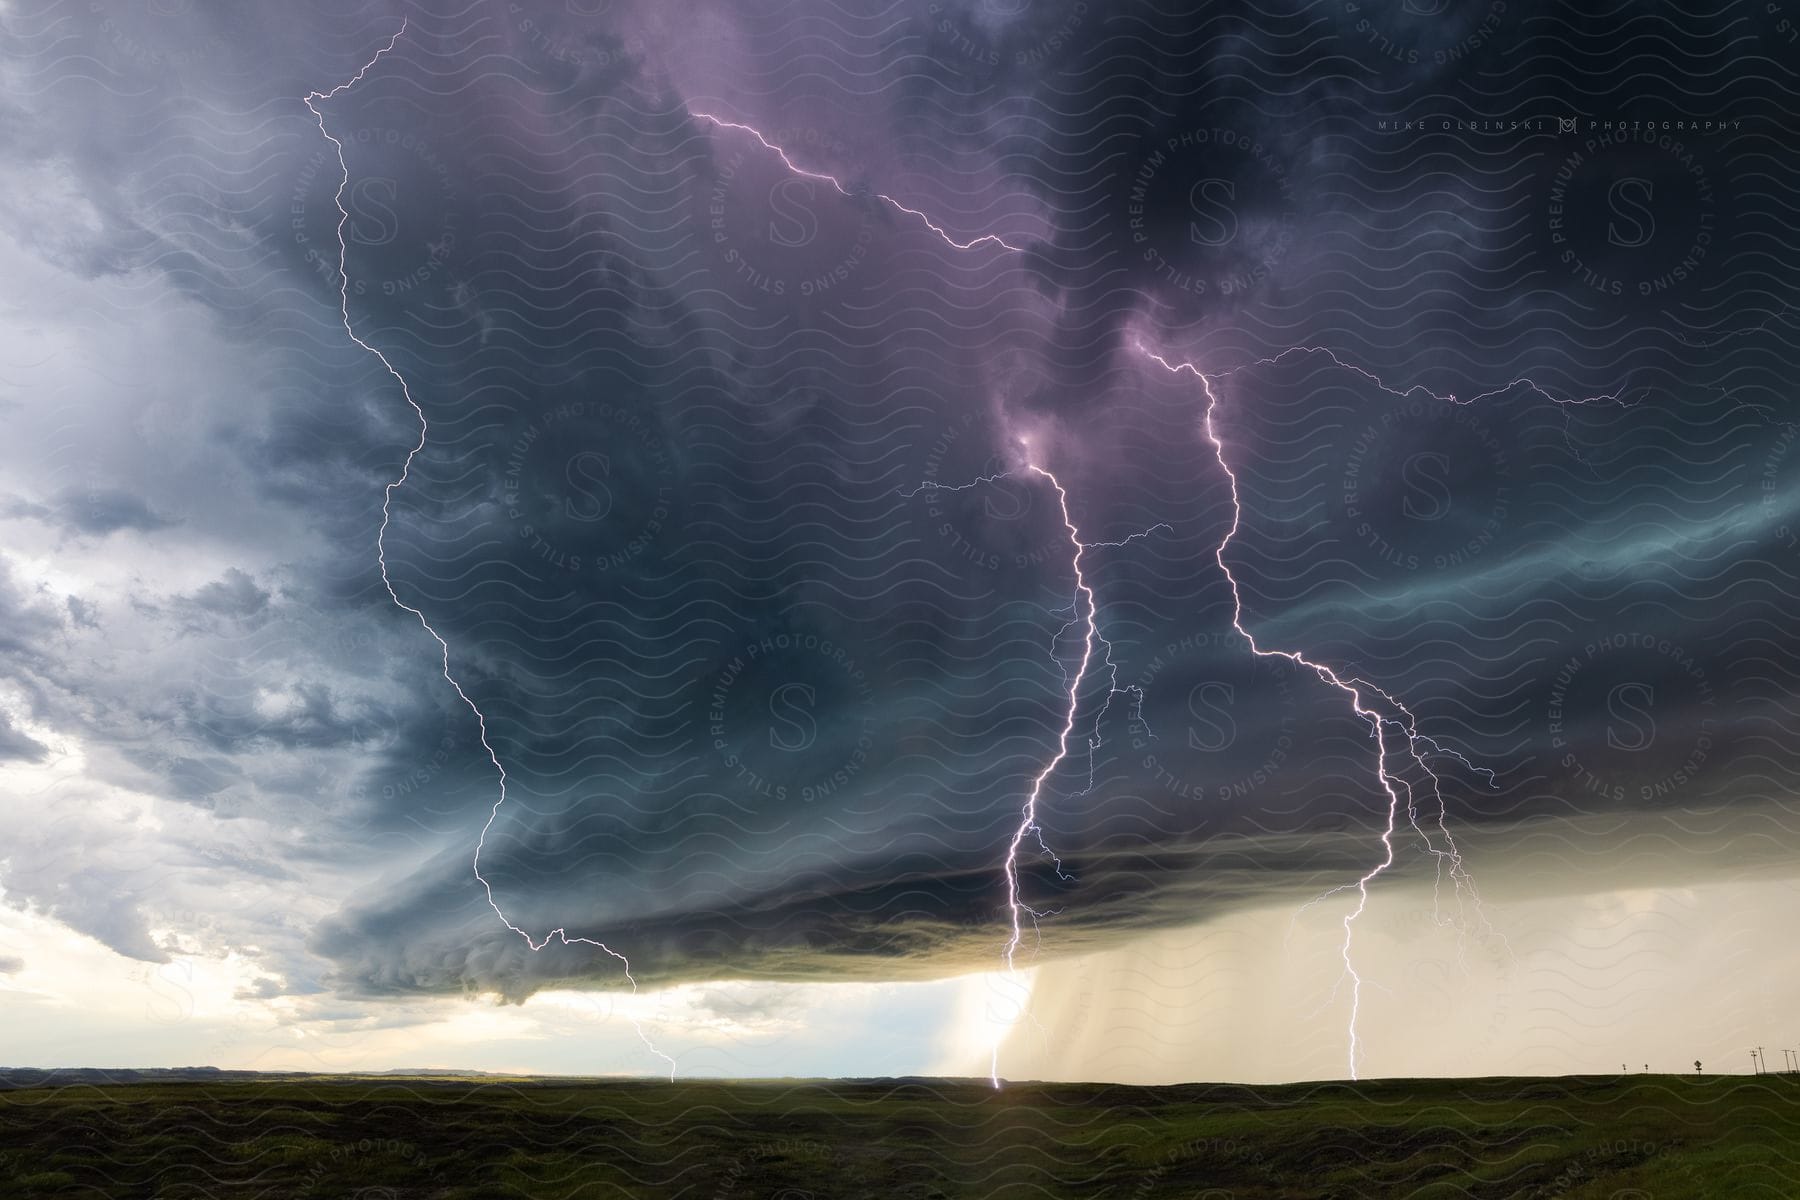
left=1, top=1071, right=1794, bottom=1197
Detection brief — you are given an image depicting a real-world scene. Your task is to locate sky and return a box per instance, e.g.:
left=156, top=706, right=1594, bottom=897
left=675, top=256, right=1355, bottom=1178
left=0, top=0, right=1798, bottom=1083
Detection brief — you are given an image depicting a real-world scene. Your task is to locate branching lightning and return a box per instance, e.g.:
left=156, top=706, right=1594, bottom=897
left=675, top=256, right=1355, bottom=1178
left=687, top=97, right=1574, bottom=1081
left=908, top=466, right=1167, bottom=1086
left=690, top=112, right=1026, bottom=254
left=306, top=25, right=675, bottom=1080
left=1140, top=342, right=1623, bottom=1077
left=306, top=21, right=1618, bottom=1088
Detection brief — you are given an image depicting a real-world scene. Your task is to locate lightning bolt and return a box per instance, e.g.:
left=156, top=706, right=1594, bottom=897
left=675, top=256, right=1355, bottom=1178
left=711, top=91, right=1528, bottom=1079
left=1140, top=341, right=1623, bottom=1078
left=306, top=24, right=675, bottom=1081
left=908, top=464, right=1167, bottom=1087
left=307, top=24, right=1601, bottom=1087
left=689, top=112, right=1026, bottom=254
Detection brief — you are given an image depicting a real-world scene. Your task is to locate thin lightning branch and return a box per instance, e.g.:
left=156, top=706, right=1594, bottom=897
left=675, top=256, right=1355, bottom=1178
left=1067, top=524, right=1170, bottom=795
left=1189, top=344, right=1629, bottom=409
left=1198, top=344, right=1634, bottom=472
left=900, top=471, right=1019, bottom=498
left=690, top=112, right=1026, bottom=254
left=306, top=26, right=675, bottom=1081
left=1139, top=343, right=1621, bottom=1077
left=1088, top=524, right=1173, bottom=550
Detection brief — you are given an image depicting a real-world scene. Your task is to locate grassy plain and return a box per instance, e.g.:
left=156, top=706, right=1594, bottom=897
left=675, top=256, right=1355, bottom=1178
left=1, top=1072, right=1795, bottom=1198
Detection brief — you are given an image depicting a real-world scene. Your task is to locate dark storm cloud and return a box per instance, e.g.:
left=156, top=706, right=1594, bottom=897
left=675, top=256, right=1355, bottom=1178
left=315, top=0, right=1800, bottom=999
left=5, top=0, right=1799, bottom=1006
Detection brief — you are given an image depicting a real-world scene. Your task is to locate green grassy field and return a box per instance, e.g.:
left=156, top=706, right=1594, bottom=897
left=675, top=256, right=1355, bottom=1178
left=1, top=1073, right=1795, bottom=1198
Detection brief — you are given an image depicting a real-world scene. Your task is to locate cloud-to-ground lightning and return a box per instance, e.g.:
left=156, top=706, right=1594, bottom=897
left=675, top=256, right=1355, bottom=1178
left=690, top=112, right=1026, bottom=254
left=714, top=94, right=1555, bottom=1079
left=908, top=465, right=1167, bottom=1086
left=311, top=19, right=1603, bottom=1086
left=1140, top=341, right=1623, bottom=1077
left=305, top=26, right=675, bottom=1080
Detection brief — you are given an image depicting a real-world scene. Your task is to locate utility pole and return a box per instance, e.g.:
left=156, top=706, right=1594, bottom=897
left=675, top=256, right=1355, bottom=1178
left=1751, top=1049, right=1760, bottom=1075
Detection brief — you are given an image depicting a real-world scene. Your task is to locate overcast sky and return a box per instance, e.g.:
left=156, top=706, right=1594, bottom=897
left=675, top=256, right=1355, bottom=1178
left=1, top=0, right=1798, bottom=1082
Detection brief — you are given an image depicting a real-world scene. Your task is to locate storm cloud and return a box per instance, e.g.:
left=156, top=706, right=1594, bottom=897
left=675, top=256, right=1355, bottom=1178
left=2, top=0, right=1798, bottom=1031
